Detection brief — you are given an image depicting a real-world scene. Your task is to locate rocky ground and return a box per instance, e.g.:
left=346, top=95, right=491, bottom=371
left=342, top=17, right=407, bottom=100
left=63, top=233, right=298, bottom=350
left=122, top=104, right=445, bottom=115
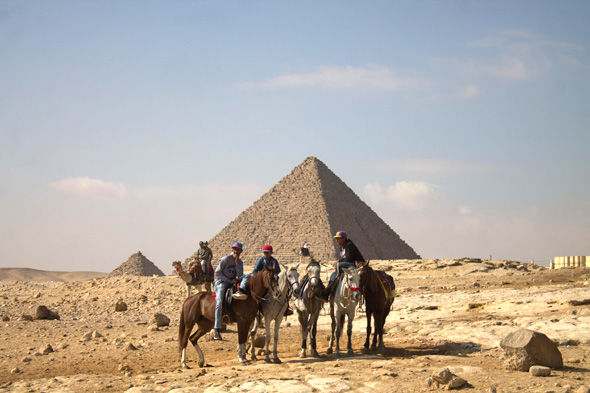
left=0, top=259, right=589, bottom=393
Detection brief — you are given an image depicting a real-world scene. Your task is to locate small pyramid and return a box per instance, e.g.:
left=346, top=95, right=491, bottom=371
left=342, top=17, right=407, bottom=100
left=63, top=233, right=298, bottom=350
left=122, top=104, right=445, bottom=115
left=203, top=157, right=420, bottom=265
left=109, top=251, right=165, bottom=277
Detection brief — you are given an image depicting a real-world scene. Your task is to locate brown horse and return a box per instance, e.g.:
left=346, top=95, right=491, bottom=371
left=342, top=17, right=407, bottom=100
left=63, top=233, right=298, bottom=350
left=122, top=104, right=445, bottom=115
left=358, top=264, right=395, bottom=354
left=178, top=269, right=279, bottom=368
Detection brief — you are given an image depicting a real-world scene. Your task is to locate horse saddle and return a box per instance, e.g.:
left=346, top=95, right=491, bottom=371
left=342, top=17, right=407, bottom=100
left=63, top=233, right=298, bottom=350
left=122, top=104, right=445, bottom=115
left=376, top=271, right=396, bottom=298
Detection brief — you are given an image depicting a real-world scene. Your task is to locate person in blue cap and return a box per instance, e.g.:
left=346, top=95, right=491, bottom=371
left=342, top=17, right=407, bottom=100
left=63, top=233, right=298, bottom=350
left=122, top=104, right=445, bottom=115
left=212, top=242, right=244, bottom=340
left=321, top=231, right=365, bottom=300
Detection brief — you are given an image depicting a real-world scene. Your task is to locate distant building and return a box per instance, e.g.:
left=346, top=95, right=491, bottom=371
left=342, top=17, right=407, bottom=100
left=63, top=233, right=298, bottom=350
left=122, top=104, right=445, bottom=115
left=550, top=256, right=589, bottom=269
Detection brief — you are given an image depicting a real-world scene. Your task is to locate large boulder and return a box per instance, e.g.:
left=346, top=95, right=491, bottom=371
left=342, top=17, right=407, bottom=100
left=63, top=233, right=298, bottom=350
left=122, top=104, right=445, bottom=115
left=34, top=305, right=60, bottom=320
left=500, top=329, right=563, bottom=369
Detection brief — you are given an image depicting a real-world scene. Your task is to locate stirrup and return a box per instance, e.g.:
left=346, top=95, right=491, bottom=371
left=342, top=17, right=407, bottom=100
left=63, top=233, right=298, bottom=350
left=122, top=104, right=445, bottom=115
left=232, top=291, right=247, bottom=300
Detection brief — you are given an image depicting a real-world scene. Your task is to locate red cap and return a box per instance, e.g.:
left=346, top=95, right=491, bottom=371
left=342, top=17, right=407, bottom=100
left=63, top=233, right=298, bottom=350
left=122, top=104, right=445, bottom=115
left=262, top=245, right=273, bottom=253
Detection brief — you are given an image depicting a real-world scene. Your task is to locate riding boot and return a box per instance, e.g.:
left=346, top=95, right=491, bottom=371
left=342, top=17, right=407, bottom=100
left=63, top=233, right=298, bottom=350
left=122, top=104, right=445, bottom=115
left=232, top=289, right=247, bottom=300
left=213, top=329, right=222, bottom=341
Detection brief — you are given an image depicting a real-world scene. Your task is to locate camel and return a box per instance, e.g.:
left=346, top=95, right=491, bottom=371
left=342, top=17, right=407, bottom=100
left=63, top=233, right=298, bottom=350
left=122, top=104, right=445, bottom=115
left=172, top=260, right=210, bottom=297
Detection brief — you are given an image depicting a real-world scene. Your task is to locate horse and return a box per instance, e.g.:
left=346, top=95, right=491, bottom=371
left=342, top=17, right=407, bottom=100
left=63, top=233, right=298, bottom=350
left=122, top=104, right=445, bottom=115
left=326, top=266, right=362, bottom=357
left=178, top=269, right=279, bottom=368
left=358, top=264, right=395, bottom=354
left=249, top=264, right=300, bottom=363
left=294, top=260, right=326, bottom=358
left=172, top=260, right=210, bottom=297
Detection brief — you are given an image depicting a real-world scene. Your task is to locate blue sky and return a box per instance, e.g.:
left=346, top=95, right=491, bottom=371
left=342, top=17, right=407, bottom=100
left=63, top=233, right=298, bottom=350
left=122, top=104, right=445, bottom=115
left=1, top=1, right=589, bottom=272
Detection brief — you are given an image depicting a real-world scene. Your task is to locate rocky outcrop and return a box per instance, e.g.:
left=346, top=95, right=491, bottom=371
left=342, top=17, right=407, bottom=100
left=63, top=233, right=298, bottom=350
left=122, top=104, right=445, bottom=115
left=500, top=329, right=563, bottom=370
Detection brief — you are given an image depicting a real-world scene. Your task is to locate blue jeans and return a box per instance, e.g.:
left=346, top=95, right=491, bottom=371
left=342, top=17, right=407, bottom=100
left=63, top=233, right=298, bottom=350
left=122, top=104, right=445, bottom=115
left=329, top=262, right=355, bottom=284
left=214, top=281, right=231, bottom=329
left=239, top=274, right=250, bottom=292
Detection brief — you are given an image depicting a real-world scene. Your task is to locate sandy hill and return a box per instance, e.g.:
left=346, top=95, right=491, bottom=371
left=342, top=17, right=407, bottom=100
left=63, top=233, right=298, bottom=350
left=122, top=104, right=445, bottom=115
left=203, top=156, right=420, bottom=265
left=0, top=268, right=106, bottom=282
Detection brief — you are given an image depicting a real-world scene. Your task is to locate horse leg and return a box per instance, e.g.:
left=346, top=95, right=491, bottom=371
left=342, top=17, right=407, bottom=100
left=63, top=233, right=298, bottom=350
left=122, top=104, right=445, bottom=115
left=298, top=312, right=307, bottom=358
left=371, top=312, right=379, bottom=352
left=189, top=320, right=213, bottom=368
left=347, top=310, right=354, bottom=355
left=326, top=300, right=335, bottom=355
left=364, top=310, right=372, bottom=353
left=310, top=311, right=320, bottom=358
left=249, top=314, right=259, bottom=361
left=377, top=312, right=386, bottom=355
left=237, top=319, right=252, bottom=365
left=335, top=311, right=344, bottom=357
left=272, top=314, right=283, bottom=363
left=179, top=311, right=192, bottom=369
left=264, top=313, right=272, bottom=363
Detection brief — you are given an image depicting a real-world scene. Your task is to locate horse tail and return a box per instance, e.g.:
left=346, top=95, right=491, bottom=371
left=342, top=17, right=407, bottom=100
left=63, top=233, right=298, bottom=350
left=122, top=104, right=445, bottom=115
left=178, top=302, right=187, bottom=353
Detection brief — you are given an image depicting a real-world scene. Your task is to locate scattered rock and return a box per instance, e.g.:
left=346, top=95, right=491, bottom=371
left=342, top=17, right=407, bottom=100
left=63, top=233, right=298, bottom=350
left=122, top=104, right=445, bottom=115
left=92, top=330, right=103, bottom=339
left=500, top=329, right=563, bottom=369
left=10, top=367, right=21, bottom=374
left=568, top=299, right=590, bottom=306
left=34, top=305, right=60, bottom=320
left=575, top=387, right=590, bottom=393
left=148, top=324, right=159, bottom=332
left=20, top=314, right=34, bottom=321
left=125, top=342, right=138, bottom=351
left=115, top=300, right=128, bottom=312
left=529, top=365, right=551, bottom=377
left=21, top=356, right=32, bottom=363
left=467, top=303, right=485, bottom=310
left=2, top=315, right=9, bottom=321
left=429, top=368, right=467, bottom=390
left=41, top=344, right=54, bottom=355
left=152, top=312, right=170, bottom=327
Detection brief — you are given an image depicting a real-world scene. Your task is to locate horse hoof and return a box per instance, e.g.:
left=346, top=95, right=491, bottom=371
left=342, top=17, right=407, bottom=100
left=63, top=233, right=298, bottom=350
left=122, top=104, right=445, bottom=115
left=273, top=358, right=282, bottom=364
left=347, top=349, right=354, bottom=356
left=198, top=361, right=205, bottom=368
left=181, top=363, right=191, bottom=370
left=326, top=348, right=333, bottom=355
left=299, top=350, right=306, bottom=358
left=238, top=358, right=250, bottom=365
left=311, top=350, right=320, bottom=358
left=264, top=357, right=272, bottom=363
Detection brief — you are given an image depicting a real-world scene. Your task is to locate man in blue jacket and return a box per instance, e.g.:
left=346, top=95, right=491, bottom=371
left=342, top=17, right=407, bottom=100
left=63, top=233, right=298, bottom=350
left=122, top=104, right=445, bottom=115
left=213, top=242, right=244, bottom=341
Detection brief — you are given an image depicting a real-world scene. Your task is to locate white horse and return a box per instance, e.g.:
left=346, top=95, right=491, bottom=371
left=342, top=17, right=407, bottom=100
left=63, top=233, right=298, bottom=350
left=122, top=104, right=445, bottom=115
left=295, top=260, right=326, bottom=358
left=249, top=264, right=300, bottom=363
left=327, top=267, right=362, bottom=357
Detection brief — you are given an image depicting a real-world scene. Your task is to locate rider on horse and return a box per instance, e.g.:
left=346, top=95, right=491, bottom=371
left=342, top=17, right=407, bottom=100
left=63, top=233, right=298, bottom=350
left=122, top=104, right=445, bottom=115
left=234, top=245, right=293, bottom=315
left=321, top=231, right=365, bottom=300
left=213, top=242, right=244, bottom=340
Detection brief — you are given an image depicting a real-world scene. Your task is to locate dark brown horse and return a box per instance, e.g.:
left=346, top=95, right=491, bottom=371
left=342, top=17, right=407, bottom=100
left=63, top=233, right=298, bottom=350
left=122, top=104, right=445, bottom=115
left=178, top=269, right=279, bottom=368
left=358, top=264, right=395, bottom=354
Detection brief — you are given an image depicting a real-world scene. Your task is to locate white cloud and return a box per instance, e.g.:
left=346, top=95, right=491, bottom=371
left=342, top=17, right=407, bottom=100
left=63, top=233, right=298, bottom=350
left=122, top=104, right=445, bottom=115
left=375, top=159, right=496, bottom=175
left=50, top=177, right=128, bottom=201
left=458, top=84, right=479, bottom=99
left=237, top=65, right=427, bottom=90
left=50, top=177, right=262, bottom=202
left=364, top=180, right=439, bottom=211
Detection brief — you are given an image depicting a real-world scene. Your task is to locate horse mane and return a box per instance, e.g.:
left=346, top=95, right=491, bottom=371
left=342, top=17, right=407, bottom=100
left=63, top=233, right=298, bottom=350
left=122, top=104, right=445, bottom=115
left=248, top=269, right=272, bottom=297
left=361, top=265, right=380, bottom=295
left=306, top=260, right=320, bottom=269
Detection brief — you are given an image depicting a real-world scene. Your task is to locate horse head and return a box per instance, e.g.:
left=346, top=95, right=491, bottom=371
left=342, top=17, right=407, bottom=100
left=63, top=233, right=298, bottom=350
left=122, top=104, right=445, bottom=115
left=263, top=269, right=281, bottom=300
left=341, top=267, right=362, bottom=302
left=358, top=264, right=372, bottom=294
left=306, top=260, right=322, bottom=298
left=286, top=263, right=300, bottom=297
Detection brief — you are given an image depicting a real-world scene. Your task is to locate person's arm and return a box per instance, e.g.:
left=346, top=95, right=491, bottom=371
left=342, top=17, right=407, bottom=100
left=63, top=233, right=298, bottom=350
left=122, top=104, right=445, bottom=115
left=214, top=256, right=232, bottom=284
left=274, top=258, right=281, bottom=274
left=252, top=258, right=263, bottom=274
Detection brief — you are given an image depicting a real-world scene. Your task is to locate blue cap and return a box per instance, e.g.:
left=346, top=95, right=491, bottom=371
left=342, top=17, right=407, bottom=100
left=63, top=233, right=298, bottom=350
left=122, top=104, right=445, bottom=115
left=232, top=242, right=243, bottom=250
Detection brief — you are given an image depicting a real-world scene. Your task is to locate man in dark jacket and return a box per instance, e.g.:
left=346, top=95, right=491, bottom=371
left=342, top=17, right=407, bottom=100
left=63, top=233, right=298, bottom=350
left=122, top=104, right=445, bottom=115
left=322, top=231, right=365, bottom=299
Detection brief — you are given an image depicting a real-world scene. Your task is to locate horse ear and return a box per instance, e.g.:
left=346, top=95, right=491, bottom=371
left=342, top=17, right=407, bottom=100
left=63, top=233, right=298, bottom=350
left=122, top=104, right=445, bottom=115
left=294, top=263, right=300, bottom=270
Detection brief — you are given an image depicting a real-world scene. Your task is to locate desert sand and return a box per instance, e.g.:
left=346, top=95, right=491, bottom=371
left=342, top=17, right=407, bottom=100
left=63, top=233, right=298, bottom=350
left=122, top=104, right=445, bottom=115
left=0, top=260, right=589, bottom=393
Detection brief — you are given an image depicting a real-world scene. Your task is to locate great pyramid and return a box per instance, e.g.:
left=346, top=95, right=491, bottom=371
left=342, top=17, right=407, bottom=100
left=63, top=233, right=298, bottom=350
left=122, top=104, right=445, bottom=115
left=203, top=157, right=420, bottom=266
left=109, top=251, right=165, bottom=277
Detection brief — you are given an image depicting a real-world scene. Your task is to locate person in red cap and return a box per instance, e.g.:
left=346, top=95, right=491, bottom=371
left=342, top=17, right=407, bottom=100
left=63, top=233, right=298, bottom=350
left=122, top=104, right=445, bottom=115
left=233, top=245, right=293, bottom=315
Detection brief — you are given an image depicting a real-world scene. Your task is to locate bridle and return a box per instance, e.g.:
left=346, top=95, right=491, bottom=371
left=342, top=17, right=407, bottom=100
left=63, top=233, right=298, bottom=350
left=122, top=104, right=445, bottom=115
left=340, top=270, right=360, bottom=301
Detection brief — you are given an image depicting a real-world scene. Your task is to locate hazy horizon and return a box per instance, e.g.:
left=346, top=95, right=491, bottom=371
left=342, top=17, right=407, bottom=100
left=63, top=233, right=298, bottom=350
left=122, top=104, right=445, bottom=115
left=2, top=2, right=589, bottom=274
